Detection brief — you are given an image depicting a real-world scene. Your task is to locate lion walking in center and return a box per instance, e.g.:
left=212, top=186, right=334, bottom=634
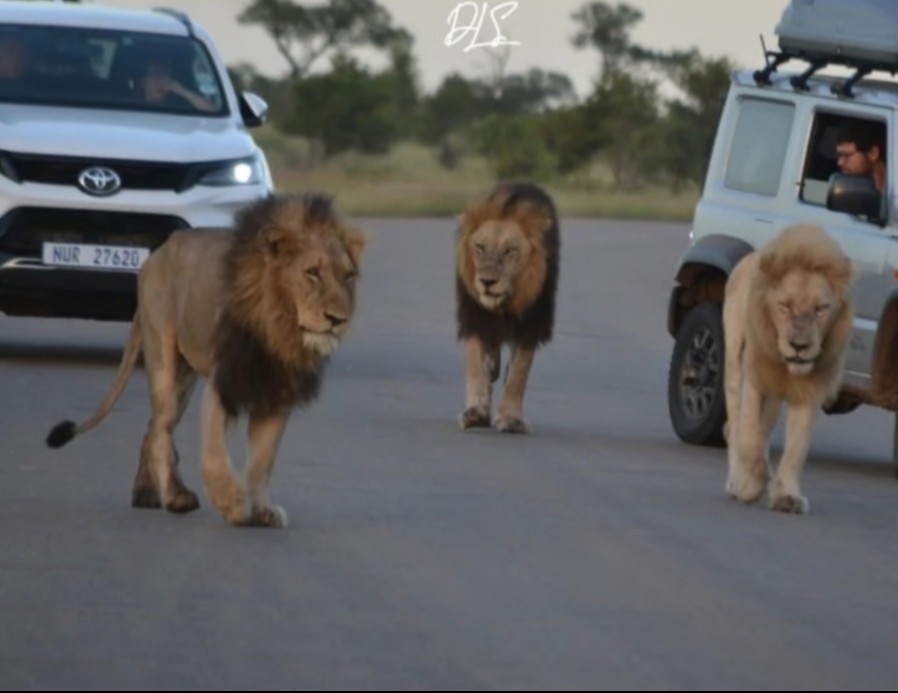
left=46, top=194, right=366, bottom=528
left=455, top=182, right=560, bottom=433
left=723, top=223, right=853, bottom=514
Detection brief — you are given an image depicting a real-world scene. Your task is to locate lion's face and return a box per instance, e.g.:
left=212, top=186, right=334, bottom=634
left=270, top=231, right=363, bottom=357
left=765, top=268, right=841, bottom=376
left=466, top=219, right=532, bottom=310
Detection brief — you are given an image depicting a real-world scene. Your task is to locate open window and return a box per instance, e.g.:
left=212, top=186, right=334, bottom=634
left=799, top=112, right=887, bottom=221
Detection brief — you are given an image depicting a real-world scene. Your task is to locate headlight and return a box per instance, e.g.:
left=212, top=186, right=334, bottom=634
left=197, top=155, right=264, bottom=186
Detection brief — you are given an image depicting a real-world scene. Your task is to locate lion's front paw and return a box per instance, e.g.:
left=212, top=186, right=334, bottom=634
left=495, top=415, right=530, bottom=434
left=243, top=505, right=288, bottom=528
left=769, top=492, right=809, bottom=515
left=131, top=487, right=162, bottom=509
left=725, top=471, right=766, bottom=505
left=165, top=488, right=200, bottom=514
left=459, top=406, right=491, bottom=430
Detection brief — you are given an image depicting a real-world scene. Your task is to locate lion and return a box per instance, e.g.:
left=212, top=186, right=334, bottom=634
left=455, top=182, right=560, bottom=433
left=723, top=223, right=853, bottom=514
left=45, top=193, right=366, bottom=528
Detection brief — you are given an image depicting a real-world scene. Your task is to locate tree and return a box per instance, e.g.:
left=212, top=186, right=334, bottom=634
left=476, top=115, right=556, bottom=181
left=479, top=44, right=511, bottom=99
left=586, top=70, right=659, bottom=190
left=238, top=0, right=410, bottom=81
left=286, top=54, right=400, bottom=156
left=419, top=74, right=493, bottom=145
left=656, top=50, right=735, bottom=188
left=571, top=2, right=646, bottom=83
left=539, top=105, right=601, bottom=176
left=496, top=69, right=577, bottom=114
left=382, top=36, right=421, bottom=135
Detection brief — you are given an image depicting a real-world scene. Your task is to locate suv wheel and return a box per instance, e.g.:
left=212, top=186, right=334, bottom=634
left=668, top=302, right=726, bottom=447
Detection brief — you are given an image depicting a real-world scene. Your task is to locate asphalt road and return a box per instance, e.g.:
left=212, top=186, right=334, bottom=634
left=1, top=218, right=897, bottom=691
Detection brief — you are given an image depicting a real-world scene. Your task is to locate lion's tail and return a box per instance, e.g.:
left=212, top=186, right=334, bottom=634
left=46, top=313, right=144, bottom=449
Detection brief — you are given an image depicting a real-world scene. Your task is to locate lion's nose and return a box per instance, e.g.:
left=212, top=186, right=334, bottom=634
left=789, top=339, right=810, bottom=353
left=480, top=278, right=497, bottom=289
left=325, top=311, right=347, bottom=328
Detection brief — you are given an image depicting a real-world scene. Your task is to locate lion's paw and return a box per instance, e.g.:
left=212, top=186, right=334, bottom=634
left=459, top=406, right=491, bottom=430
left=245, top=505, right=288, bottom=528
left=725, top=472, right=765, bottom=505
left=769, top=492, right=809, bottom=515
left=495, top=415, right=530, bottom=434
left=131, top=487, right=162, bottom=509
left=165, top=488, right=200, bottom=514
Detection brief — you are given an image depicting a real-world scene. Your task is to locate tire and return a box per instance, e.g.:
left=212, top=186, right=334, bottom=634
left=667, top=301, right=727, bottom=447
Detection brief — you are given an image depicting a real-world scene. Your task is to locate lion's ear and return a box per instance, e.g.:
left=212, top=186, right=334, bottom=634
left=259, top=226, right=295, bottom=259
left=343, top=226, right=367, bottom=269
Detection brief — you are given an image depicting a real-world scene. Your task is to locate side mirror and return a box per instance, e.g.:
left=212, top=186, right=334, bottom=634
left=238, top=91, right=268, bottom=128
left=826, top=173, right=884, bottom=224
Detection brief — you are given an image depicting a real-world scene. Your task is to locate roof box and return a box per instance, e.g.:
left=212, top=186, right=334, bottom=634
left=775, top=0, right=898, bottom=71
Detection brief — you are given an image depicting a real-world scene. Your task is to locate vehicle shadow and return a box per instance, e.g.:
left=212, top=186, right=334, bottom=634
left=0, top=340, right=129, bottom=367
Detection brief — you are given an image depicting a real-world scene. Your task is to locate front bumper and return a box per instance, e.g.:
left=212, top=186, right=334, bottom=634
left=0, top=176, right=270, bottom=321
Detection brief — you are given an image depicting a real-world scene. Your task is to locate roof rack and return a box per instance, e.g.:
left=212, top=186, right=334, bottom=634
left=752, top=51, right=791, bottom=86
left=752, top=49, right=896, bottom=99
left=153, top=7, right=195, bottom=37
left=832, top=66, right=874, bottom=98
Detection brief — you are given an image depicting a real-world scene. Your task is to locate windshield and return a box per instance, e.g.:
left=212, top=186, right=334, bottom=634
left=0, top=24, right=228, bottom=116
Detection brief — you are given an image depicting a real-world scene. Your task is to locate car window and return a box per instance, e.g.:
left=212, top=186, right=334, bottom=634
left=724, top=98, right=795, bottom=196
left=800, top=112, right=887, bottom=210
left=0, top=24, right=228, bottom=116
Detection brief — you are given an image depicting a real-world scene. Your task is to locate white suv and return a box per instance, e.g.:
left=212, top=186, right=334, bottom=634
left=0, top=1, right=273, bottom=321
left=666, top=0, right=898, bottom=471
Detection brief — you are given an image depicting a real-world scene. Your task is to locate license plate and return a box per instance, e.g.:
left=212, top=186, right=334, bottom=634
left=41, top=242, right=150, bottom=271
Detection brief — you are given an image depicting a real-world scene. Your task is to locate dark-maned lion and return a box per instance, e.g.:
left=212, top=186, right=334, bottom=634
left=455, top=182, right=560, bottom=433
left=46, top=194, right=366, bottom=528
left=723, top=223, right=853, bottom=514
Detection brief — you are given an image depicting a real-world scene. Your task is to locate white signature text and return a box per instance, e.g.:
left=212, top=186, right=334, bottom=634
left=444, top=1, right=522, bottom=53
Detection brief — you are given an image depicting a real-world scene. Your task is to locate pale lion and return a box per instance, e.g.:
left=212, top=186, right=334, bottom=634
left=723, top=223, right=853, bottom=514
left=455, top=182, right=560, bottom=433
left=46, top=194, right=366, bottom=528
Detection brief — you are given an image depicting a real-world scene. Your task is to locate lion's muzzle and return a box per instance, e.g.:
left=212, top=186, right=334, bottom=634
left=476, top=276, right=508, bottom=310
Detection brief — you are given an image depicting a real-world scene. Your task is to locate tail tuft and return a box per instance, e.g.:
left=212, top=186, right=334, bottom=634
left=46, top=421, right=77, bottom=449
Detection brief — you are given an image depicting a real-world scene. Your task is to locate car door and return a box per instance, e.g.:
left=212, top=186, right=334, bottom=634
left=786, top=102, right=893, bottom=381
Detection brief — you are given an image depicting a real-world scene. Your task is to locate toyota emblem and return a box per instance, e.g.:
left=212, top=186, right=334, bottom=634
left=77, top=166, right=122, bottom=196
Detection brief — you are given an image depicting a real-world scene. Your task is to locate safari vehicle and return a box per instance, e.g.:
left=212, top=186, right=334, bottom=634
left=666, top=0, right=898, bottom=472
left=0, top=1, right=272, bottom=321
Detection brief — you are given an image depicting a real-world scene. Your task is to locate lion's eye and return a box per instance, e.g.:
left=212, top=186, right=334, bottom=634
left=345, top=272, right=357, bottom=285
left=305, top=267, right=321, bottom=282
left=503, top=247, right=518, bottom=258
left=777, top=301, right=790, bottom=313
left=816, top=304, right=830, bottom=314
left=475, top=243, right=485, bottom=256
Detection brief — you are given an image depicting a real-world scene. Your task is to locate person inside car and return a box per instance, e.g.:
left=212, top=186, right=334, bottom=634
left=835, top=121, right=886, bottom=193
left=0, top=34, right=30, bottom=81
left=140, top=58, right=215, bottom=113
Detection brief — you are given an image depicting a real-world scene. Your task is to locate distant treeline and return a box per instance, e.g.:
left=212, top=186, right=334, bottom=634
left=226, top=1, right=740, bottom=191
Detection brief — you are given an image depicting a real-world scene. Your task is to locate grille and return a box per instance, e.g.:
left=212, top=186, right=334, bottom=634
left=1, top=152, right=190, bottom=191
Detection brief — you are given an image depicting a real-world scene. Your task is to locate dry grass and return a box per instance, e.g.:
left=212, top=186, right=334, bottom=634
left=258, top=129, right=699, bottom=220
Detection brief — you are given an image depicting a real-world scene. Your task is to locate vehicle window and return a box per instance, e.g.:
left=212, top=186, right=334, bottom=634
left=0, top=24, right=227, bottom=116
left=800, top=112, right=887, bottom=208
left=724, top=98, right=795, bottom=196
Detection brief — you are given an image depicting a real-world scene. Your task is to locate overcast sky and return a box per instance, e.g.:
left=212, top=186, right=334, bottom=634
left=102, top=0, right=789, bottom=97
